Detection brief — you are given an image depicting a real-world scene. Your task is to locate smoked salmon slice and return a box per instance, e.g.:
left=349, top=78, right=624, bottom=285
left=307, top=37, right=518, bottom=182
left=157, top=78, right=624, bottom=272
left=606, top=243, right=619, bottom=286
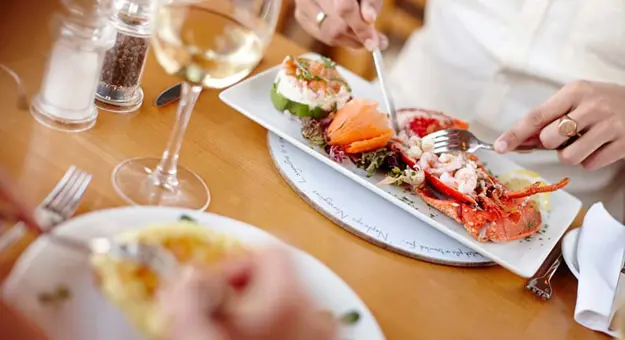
left=326, top=99, right=393, bottom=153
left=346, top=130, right=394, bottom=154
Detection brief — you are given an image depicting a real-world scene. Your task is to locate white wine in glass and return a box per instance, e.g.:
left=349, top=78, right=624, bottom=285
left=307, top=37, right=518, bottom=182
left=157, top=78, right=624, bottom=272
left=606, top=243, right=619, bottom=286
left=111, top=0, right=280, bottom=210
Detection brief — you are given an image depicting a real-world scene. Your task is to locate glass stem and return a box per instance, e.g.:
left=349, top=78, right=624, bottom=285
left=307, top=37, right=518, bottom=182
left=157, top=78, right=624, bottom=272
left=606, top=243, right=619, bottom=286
left=152, top=82, right=202, bottom=188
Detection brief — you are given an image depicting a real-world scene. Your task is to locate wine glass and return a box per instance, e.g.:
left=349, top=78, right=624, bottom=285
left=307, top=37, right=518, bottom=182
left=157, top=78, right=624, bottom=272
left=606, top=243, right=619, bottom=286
left=112, top=0, right=281, bottom=210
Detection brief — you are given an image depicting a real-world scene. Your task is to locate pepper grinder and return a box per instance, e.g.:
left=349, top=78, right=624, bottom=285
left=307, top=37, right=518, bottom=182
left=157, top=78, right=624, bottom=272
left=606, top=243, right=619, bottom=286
left=30, top=0, right=116, bottom=132
left=95, top=0, right=158, bottom=113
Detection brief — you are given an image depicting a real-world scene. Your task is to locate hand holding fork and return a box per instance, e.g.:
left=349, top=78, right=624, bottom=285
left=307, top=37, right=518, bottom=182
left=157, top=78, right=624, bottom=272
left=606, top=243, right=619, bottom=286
left=0, top=166, right=92, bottom=281
left=426, top=128, right=580, bottom=155
left=0, top=166, right=179, bottom=279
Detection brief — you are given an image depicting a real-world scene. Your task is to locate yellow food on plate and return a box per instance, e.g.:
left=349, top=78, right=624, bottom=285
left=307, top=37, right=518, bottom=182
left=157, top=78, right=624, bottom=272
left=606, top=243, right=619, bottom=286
left=498, top=169, right=552, bottom=212
left=90, top=220, right=246, bottom=339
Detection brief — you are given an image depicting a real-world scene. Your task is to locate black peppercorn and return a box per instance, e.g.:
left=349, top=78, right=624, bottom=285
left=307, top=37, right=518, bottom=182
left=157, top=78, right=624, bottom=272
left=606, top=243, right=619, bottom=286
left=96, top=13, right=150, bottom=104
left=100, top=32, right=149, bottom=89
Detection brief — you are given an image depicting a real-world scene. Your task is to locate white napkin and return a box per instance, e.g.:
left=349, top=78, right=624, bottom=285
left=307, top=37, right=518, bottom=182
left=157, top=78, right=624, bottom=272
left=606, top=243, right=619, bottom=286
left=574, top=202, right=625, bottom=338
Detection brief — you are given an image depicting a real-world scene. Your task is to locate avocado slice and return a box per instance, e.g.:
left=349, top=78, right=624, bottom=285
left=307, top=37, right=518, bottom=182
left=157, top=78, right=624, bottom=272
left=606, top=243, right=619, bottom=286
left=270, top=83, right=330, bottom=119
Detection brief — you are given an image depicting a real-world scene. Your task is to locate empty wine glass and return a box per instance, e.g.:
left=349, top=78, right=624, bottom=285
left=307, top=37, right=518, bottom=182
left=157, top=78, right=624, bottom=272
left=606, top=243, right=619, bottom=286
left=112, top=0, right=281, bottom=209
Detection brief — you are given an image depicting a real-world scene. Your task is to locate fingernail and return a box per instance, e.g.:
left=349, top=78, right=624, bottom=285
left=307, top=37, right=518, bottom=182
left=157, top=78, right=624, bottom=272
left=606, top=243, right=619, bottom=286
left=364, top=39, right=376, bottom=51
left=362, top=4, right=377, bottom=23
left=379, top=35, right=389, bottom=51
left=494, top=139, right=508, bottom=153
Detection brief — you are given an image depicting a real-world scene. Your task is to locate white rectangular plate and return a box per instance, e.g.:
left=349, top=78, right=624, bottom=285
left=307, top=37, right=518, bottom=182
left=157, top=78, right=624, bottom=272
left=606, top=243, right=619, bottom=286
left=219, top=53, right=582, bottom=278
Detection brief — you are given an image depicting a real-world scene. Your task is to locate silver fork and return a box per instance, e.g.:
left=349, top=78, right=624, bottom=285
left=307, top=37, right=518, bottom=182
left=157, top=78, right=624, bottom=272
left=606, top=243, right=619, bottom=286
left=0, top=63, right=29, bottom=111
left=0, top=166, right=92, bottom=252
left=428, top=129, right=539, bottom=154
left=35, top=166, right=92, bottom=229
left=47, top=234, right=179, bottom=277
left=525, top=244, right=563, bottom=300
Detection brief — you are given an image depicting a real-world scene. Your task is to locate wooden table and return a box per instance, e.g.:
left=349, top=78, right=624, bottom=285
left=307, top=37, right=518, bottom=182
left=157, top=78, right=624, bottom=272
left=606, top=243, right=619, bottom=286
left=0, top=0, right=606, bottom=339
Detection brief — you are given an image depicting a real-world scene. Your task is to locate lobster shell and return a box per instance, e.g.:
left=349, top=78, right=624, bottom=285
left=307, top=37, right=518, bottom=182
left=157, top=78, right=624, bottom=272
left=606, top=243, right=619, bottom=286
left=392, top=108, right=568, bottom=242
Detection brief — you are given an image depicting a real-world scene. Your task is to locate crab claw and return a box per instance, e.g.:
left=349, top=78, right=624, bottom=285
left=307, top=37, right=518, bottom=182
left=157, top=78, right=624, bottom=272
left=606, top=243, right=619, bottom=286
left=505, top=178, right=569, bottom=199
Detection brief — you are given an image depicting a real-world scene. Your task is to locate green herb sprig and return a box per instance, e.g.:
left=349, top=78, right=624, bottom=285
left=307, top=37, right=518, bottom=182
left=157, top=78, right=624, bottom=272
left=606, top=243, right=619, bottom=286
left=179, top=214, right=197, bottom=223
left=38, top=284, right=71, bottom=307
left=319, top=309, right=361, bottom=325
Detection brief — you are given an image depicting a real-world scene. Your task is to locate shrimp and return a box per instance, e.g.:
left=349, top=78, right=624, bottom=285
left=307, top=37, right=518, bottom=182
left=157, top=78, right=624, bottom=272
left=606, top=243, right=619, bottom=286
left=454, top=165, right=478, bottom=194
left=406, top=145, right=423, bottom=160
left=408, top=135, right=421, bottom=146
left=419, top=152, right=440, bottom=171
left=438, top=153, right=463, bottom=173
left=421, top=135, right=435, bottom=153
left=440, top=172, right=457, bottom=188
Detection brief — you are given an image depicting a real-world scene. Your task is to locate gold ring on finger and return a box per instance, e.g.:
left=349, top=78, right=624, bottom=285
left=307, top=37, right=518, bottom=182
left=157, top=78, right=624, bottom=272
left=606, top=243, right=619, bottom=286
left=557, top=115, right=579, bottom=137
left=315, top=11, right=327, bottom=27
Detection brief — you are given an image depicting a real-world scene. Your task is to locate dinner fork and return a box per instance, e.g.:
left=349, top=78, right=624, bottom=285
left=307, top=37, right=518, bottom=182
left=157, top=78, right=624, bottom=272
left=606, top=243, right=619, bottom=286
left=525, top=244, right=563, bottom=300
left=48, top=234, right=179, bottom=277
left=0, top=63, right=29, bottom=111
left=35, top=166, right=92, bottom=229
left=428, top=129, right=538, bottom=154
left=0, top=166, right=92, bottom=252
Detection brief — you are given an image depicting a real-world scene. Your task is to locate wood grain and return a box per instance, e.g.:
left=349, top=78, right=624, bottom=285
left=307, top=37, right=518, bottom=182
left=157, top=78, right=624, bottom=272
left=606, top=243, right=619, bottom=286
left=0, top=0, right=606, bottom=339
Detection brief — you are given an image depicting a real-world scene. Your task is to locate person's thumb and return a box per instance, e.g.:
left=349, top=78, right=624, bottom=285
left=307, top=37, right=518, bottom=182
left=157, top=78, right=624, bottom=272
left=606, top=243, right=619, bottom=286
left=160, top=266, right=228, bottom=340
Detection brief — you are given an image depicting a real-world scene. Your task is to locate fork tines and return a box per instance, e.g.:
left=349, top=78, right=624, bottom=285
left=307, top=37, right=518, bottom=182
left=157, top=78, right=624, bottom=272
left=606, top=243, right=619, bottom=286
left=0, top=166, right=92, bottom=253
left=41, top=166, right=92, bottom=226
left=526, top=279, right=551, bottom=300
left=427, top=129, right=469, bottom=154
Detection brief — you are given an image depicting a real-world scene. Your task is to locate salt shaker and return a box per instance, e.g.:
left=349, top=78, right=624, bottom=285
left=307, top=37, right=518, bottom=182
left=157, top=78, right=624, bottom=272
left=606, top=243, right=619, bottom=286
left=95, top=0, right=158, bottom=113
left=30, top=0, right=116, bottom=132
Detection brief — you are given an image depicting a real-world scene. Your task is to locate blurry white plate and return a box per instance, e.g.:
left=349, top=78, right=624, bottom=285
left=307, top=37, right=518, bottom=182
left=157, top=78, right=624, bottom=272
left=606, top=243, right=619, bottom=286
left=219, top=52, right=582, bottom=278
left=562, top=227, right=581, bottom=279
left=1, top=207, right=384, bottom=340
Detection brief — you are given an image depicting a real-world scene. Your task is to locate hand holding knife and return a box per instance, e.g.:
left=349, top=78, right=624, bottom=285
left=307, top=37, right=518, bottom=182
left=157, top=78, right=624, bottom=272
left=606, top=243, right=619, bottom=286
left=354, top=0, right=401, bottom=135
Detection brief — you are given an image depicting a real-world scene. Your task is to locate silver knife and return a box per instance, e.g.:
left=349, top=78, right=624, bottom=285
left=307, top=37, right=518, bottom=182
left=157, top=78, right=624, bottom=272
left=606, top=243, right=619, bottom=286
left=154, top=83, right=182, bottom=108
left=609, top=247, right=625, bottom=332
left=371, top=48, right=400, bottom=134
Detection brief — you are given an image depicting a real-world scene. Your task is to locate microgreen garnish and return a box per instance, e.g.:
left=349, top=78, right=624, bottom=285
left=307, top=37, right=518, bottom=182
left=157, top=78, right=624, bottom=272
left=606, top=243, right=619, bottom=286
left=38, top=284, right=71, bottom=307
left=319, top=309, right=361, bottom=325
left=321, top=56, right=336, bottom=69
left=339, top=310, right=360, bottom=325
left=298, top=59, right=310, bottom=69
left=179, top=214, right=197, bottom=222
left=330, top=77, right=351, bottom=91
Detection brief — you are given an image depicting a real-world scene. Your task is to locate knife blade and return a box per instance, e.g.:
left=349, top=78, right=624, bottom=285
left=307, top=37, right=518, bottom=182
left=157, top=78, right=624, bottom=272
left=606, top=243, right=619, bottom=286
left=154, top=83, right=182, bottom=108
left=609, top=247, right=625, bottom=332
left=371, top=48, right=400, bottom=134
